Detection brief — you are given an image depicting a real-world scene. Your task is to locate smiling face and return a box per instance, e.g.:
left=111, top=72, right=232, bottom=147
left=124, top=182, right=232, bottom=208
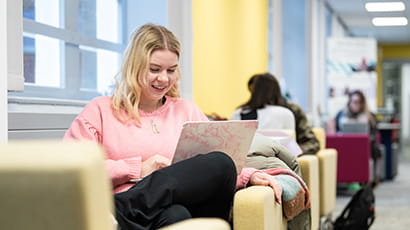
left=139, top=49, right=179, bottom=108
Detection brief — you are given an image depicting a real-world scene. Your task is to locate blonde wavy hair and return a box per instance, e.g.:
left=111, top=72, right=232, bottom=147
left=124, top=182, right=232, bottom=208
left=112, top=24, right=181, bottom=124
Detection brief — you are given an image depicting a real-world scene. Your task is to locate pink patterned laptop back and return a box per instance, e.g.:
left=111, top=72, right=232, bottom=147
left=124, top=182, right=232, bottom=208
left=172, top=120, right=258, bottom=173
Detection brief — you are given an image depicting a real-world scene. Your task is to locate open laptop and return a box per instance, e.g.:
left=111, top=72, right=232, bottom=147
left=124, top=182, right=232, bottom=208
left=172, top=120, right=258, bottom=173
left=340, top=122, right=369, bottom=134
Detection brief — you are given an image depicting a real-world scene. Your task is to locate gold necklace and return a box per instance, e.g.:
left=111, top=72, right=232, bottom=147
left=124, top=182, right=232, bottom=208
left=151, top=119, right=160, bottom=134
left=150, top=99, right=163, bottom=134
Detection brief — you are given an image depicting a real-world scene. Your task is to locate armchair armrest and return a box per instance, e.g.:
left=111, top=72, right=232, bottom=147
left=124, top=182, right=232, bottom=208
left=160, top=218, right=230, bottom=230
left=317, top=148, right=337, bottom=216
left=233, top=186, right=286, bottom=230
left=297, top=155, right=319, bottom=230
left=0, top=141, right=113, bottom=230
left=312, top=127, right=338, bottom=216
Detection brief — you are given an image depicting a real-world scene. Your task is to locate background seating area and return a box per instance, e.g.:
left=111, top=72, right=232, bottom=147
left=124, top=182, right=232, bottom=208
left=326, top=133, right=370, bottom=183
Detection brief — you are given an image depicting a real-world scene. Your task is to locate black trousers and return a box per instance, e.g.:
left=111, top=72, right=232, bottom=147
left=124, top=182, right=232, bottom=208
left=114, top=151, right=237, bottom=230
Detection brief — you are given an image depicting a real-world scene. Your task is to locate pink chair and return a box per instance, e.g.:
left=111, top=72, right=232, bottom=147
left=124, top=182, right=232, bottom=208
left=326, top=134, right=370, bottom=183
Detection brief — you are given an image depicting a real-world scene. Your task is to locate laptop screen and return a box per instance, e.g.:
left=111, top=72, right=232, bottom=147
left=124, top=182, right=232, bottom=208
left=340, top=122, right=369, bottom=134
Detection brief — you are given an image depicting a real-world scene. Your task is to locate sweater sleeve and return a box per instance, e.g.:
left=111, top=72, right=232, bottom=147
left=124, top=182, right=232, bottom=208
left=189, top=101, right=209, bottom=121
left=236, top=167, right=259, bottom=189
left=64, top=116, right=143, bottom=188
left=106, top=157, right=142, bottom=187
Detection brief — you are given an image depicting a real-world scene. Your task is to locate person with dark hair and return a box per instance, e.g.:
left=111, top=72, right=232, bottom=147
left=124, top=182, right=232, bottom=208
left=335, top=90, right=377, bottom=133
left=231, top=73, right=295, bottom=130
left=234, top=72, right=320, bottom=155
left=232, top=72, right=315, bottom=229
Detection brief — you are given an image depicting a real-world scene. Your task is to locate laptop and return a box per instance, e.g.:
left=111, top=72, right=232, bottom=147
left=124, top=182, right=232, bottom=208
left=340, top=122, right=369, bottom=134
left=256, top=129, right=303, bottom=157
left=172, top=120, right=258, bottom=173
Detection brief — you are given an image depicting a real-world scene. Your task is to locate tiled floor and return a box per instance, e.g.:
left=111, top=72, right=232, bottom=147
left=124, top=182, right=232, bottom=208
left=333, top=143, right=410, bottom=229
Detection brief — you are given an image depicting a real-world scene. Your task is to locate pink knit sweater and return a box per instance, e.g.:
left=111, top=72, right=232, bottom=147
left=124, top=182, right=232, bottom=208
left=64, top=96, right=256, bottom=193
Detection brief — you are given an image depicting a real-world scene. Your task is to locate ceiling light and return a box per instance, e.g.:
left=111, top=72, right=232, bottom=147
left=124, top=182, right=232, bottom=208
left=365, top=2, right=406, bottom=12
left=372, top=17, right=408, bottom=26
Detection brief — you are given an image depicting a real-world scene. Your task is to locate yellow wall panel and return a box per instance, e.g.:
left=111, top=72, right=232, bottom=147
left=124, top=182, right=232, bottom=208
left=377, top=44, right=410, bottom=107
left=381, top=45, right=410, bottom=59
left=192, top=0, right=268, bottom=118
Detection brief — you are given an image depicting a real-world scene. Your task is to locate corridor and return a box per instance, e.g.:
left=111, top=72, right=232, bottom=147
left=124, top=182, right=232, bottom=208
left=334, top=144, right=410, bottom=229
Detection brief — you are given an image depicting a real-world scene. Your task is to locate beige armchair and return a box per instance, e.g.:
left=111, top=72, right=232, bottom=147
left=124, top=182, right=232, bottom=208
left=234, top=155, right=319, bottom=230
left=0, top=141, right=230, bottom=230
left=233, top=128, right=337, bottom=230
left=160, top=218, right=230, bottom=230
left=312, top=128, right=338, bottom=227
left=0, top=141, right=114, bottom=230
left=234, top=185, right=286, bottom=230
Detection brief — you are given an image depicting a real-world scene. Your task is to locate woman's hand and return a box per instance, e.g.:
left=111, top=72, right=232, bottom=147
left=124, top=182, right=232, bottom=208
left=249, top=171, right=275, bottom=186
left=249, top=171, right=282, bottom=203
left=141, top=155, right=171, bottom=178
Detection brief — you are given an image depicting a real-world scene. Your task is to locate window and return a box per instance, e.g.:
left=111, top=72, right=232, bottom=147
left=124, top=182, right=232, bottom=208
left=10, top=0, right=124, bottom=100
left=7, top=0, right=192, bottom=141
left=282, top=0, right=308, bottom=109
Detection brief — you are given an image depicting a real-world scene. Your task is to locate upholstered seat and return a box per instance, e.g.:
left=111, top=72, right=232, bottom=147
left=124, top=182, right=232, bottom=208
left=0, top=141, right=230, bottom=230
left=313, top=128, right=338, bottom=221
left=160, top=218, right=230, bottom=230
left=326, top=133, right=370, bottom=183
left=0, top=141, right=113, bottom=230
left=233, top=128, right=337, bottom=230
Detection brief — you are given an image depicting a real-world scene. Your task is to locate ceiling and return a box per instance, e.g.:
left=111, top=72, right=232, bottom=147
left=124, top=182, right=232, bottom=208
left=326, top=0, right=410, bottom=44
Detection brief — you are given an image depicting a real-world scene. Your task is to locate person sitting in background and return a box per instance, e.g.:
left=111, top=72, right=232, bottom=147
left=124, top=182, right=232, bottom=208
left=235, top=72, right=320, bottom=155
left=334, top=90, right=376, bottom=133
left=232, top=73, right=314, bottom=230
left=64, top=24, right=309, bottom=230
left=231, top=73, right=296, bottom=130
left=334, top=90, right=381, bottom=185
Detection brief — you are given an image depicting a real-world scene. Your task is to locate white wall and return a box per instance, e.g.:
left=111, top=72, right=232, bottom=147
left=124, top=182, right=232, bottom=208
left=401, top=64, right=410, bottom=142
left=270, top=0, right=282, bottom=80
left=308, top=0, right=326, bottom=127
left=0, top=0, right=8, bottom=143
left=167, top=0, right=192, bottom=101
left=331, top=14, right=347, bottom=37
left=7, top=0, right=23, bottom=91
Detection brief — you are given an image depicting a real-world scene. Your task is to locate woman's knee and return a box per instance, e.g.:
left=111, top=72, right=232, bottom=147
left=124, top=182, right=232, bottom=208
left=154, top=204, right=192, bottom=228
left=206, top=151, right=237, bottom=182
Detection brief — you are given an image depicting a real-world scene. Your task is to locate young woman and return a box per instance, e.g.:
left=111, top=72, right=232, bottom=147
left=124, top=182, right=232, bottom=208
left=335, top=90, right=377, bottom=133
left=335, top=90, right=381, bottom=181
left=65, top=24, right=283, bottom=230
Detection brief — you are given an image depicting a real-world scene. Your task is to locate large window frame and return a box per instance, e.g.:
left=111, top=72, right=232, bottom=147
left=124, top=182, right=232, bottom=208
left=9, top=0, right=125, bottom=100
left=7, top=0, right=194, bottom=140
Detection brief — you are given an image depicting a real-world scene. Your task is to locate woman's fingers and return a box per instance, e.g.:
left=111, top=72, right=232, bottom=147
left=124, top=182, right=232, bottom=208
left=250, top=172, right=270, bottom=185
left=250, top=172, right=283, bottom=203
left=141, top=155, right=171, bottom=177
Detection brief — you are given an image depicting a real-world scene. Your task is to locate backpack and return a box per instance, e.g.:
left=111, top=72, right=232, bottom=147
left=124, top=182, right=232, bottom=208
left=333, top=183, right=375, bottom=230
